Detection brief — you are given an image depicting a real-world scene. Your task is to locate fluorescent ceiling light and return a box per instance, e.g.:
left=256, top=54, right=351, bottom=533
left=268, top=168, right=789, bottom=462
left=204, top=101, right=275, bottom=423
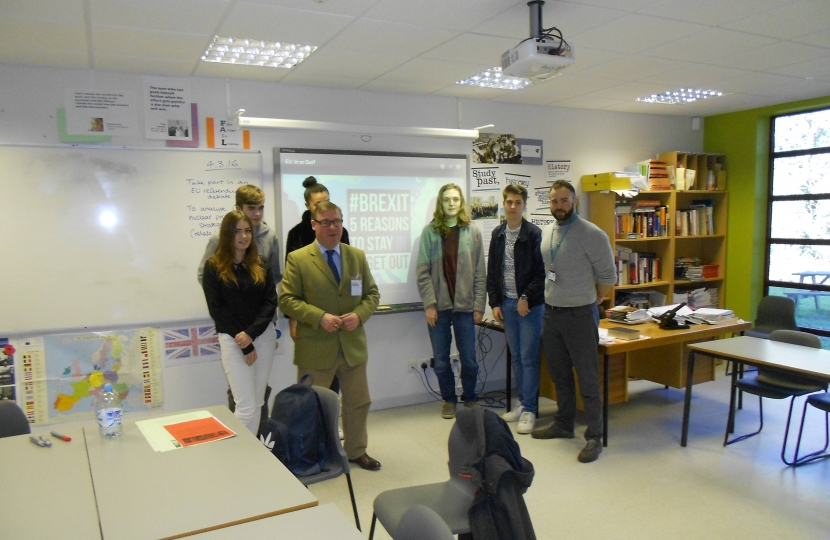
left=636, top=88, right=727, bottom=105
left=202, top=36, right=317, bottom=68
left=457, top=67, right=531, bottom=90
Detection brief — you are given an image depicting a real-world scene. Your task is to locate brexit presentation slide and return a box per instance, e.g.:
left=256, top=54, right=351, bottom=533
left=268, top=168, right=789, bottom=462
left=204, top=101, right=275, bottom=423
left=278, top=149, right=468, bottom=306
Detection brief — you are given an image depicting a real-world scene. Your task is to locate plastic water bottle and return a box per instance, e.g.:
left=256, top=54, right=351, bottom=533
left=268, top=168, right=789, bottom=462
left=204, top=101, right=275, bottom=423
left=97, top=383, right=123, bottom=438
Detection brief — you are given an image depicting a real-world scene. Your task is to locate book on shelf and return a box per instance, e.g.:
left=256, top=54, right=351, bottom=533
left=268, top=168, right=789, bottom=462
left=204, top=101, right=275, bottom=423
left=675, top=201, right=714, bottom=236
left=639, top=159, right=671, bottom=190
left=614, top=247, right=661, bottom=285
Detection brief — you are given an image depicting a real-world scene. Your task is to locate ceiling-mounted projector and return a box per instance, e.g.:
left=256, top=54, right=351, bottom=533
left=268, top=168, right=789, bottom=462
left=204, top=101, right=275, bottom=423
left=502, top=38, right=575, bottom=81
left=502, top=0, right=574, bottom=81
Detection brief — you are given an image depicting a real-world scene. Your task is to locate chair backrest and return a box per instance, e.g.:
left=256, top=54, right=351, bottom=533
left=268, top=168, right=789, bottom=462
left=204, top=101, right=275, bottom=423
left=311, top=385, right=350, bottom=474
left=754, top=296, right=797, bottom=332
left=447, top=420, right=479, bottom=478
left=0, top=401, right=31, bottom=438
left=757, top=330, right=825, bottom=390
left=394, top=505, right=454, bottom=540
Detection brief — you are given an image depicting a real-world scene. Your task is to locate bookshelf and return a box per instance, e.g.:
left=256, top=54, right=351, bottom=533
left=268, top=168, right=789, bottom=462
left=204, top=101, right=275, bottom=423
left=589, top=189, right=728, bottom=310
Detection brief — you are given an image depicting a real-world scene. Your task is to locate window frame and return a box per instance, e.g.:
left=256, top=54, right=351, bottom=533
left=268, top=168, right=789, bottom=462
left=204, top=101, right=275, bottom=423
left=765, top=106, right=830, bottom=339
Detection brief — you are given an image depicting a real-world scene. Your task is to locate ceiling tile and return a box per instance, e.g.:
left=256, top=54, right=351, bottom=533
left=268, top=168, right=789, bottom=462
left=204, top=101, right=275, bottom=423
left=362, top=0, right=518, bottom=32
left=326, top=19, right=457, bottom=57
left=0, top=18, right=87, bottom=51
left=431, top=84, right=513, bottom=100
left=284, top=47, right=408, bottom=79
left=242, top=0, right=379, bottom=17
left=769, top=57, right=830, bottom=80
left=421, top=34, right=519, bottom=66
left=93, top=27, right=210, bottom=61
left=711, top=41, right=830, bottom=72
left=792, top=29, right=830, bottom=50
left=586, top=81, right=679, bottom=101
left=640, top=0, right=798, bottom=26
left=564, top=0, right=661, bottom=11
left=569, top=13, right=706, bottom=53
left=194, top=61, right=293, bottom=81
left=220, top=2, right=353, bottom=45
left=472, top=1, right=627, bottom=40
left=89, top=0, right=230, bottom=34
left=3, top=0, right=85, bottom=23
left=640, top=64, right=751, bottom=87
left=0, top=45, right=89, bottom=69
left=716, top=71, right=805, bottom=94
left=547, top=95, right=629, bottom=109
left=576, top=55, right=695, bottom=81
left=638, top=28, right=778, bottom=63
left=721, top=0, right=830, bottom=40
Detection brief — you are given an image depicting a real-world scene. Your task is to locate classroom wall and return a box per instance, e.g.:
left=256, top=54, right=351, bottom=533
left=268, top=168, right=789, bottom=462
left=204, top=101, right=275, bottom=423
left=703, top=94, right=830, bottom=322
left=0, top=63, right=702, bottom=414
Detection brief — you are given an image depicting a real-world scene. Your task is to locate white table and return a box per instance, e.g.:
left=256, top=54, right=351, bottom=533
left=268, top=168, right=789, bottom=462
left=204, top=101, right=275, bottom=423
left=684, top=336, right=830, bottom=446
left=83, top=406, right=317, bottom=539
left=189, top=503, right=364, bottom=539
left=0, top=427, right=101, bottom=539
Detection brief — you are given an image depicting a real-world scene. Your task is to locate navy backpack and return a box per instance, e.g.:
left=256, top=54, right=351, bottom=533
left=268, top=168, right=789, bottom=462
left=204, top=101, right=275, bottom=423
left=259, top=375, right=330, bottom=477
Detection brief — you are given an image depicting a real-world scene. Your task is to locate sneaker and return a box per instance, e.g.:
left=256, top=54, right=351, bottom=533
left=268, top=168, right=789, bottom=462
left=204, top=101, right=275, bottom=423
left=531, top=422, right=574, bottom=439
left=441, top=401, right=457, bottom=419
left=463, top=400, right=479, bottom=408
left=501, top=403, right=524, bottom=423
left=578, top=440, right=602, bottom=463
left=517, top=411, right=536, bottom=435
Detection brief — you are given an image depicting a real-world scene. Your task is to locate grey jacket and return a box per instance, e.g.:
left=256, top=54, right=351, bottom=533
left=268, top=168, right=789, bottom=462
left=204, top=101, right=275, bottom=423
left=416, top=222, right=486, bottom=313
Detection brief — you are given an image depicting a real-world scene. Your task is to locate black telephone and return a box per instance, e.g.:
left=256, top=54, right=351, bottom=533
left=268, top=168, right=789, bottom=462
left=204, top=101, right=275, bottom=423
left=658, top=302, right=690, bottom=330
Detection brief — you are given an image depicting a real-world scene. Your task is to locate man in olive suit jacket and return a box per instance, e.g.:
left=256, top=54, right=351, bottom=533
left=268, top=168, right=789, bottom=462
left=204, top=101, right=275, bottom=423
left=279, top=201, right=382, bottom=470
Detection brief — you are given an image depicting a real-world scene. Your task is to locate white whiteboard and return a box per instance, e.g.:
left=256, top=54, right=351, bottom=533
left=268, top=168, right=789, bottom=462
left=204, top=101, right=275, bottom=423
left=0, top=145, right=262, bottom=335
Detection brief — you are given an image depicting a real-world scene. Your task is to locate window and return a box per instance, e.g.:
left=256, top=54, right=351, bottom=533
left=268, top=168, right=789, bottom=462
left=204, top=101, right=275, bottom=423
left=766, top=107, right=830, bottom=347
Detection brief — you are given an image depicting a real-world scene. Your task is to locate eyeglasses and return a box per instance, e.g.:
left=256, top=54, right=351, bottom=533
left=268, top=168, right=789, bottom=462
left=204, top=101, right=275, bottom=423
left=313, top=219, right=343, bottom=228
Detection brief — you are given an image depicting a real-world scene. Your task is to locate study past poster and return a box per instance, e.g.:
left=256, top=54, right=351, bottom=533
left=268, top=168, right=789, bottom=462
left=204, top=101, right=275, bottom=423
left=144, top=77, right=193, bottom=141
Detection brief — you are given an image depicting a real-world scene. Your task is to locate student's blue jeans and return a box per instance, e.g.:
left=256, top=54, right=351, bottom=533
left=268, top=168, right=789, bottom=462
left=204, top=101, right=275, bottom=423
left=501, top=297, right=543, bottom=415
left=427, top=310, right=479, bottom=403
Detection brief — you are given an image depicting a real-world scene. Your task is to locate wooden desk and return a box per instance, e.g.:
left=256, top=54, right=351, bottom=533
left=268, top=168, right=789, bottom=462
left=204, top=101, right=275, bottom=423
left=84, top=406, right=317, bottom=540
left=0, top=427, right=101, bottom=540
left=189, top=504, right=364, bottom=539
left=684, top=337, right=830, bottom=447
left=596, top=319, right=750, bottom=446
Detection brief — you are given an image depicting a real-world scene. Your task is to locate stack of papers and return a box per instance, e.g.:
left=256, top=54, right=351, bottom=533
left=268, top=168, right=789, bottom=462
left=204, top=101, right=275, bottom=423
left=687, top=308, right=735, bottom=325
left=606, top=306, right=649, bottom=325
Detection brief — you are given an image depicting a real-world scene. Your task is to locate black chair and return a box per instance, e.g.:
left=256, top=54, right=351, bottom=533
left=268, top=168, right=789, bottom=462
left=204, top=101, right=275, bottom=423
left=725, top=330, right=825, bottom=465
left=785, top=391, right=830, bottom=467
left=0, top=401, right=31, bottom=438
left=745, top=296, right=798, bottom=340
left=297, top=386, right=360, bottom=530
left=727, top=296, right=799, bottom=376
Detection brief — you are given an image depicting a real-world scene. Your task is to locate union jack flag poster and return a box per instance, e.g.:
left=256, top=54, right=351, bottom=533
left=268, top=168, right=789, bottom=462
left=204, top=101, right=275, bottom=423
left=162, top=326, right=220, bottom=364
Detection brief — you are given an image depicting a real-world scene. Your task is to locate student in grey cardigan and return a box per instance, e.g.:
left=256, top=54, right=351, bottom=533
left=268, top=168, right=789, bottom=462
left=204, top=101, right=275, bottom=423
left=416, top=183, right=486, bottom=420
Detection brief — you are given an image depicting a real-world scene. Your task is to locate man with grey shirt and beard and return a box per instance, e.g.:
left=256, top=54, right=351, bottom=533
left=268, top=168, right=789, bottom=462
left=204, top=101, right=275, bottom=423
left=531, top=180, right=616, bottom=463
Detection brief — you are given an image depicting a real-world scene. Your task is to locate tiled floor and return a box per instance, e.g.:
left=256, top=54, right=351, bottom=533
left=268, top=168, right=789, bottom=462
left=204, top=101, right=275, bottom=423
left=309, top=371, right=830, bottom=539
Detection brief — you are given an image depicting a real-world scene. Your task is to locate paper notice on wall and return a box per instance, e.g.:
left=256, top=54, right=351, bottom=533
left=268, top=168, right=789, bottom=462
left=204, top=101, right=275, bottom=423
left=144, top=77, right=192, bottom=140
left=64, top=89, right=137, bottom=136
left=546, top=160, right=571, bottom=183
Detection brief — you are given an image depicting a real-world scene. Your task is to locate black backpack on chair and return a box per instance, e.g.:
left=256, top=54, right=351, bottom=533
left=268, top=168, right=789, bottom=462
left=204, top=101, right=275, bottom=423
left=259, top=374, right=330, bottom=477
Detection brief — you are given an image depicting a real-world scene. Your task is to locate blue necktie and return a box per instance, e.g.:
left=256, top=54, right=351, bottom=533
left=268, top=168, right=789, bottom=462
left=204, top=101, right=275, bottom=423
left=326, top=249, right=340, bottom=284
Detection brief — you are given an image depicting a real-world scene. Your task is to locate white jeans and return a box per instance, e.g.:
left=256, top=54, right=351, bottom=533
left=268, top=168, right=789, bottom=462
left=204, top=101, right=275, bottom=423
left=218, top=326, right=276, bottom=434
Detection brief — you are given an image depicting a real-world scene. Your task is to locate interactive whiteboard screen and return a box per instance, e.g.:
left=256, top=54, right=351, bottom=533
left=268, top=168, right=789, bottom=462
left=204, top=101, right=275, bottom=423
left=0, top=145, right=261, bottom=335
left=277, top=148, right=469, bottom=306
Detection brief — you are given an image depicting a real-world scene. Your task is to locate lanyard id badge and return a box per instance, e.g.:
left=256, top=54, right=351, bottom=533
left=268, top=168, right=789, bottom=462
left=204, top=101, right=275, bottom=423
left=547, top=218, right=574, bottom=283
left=351, top=276, right=362, bottom=296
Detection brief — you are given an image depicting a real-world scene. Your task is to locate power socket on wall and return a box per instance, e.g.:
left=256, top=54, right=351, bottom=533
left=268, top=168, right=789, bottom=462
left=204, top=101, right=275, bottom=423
left=406, top=360, right=419, bottom=372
